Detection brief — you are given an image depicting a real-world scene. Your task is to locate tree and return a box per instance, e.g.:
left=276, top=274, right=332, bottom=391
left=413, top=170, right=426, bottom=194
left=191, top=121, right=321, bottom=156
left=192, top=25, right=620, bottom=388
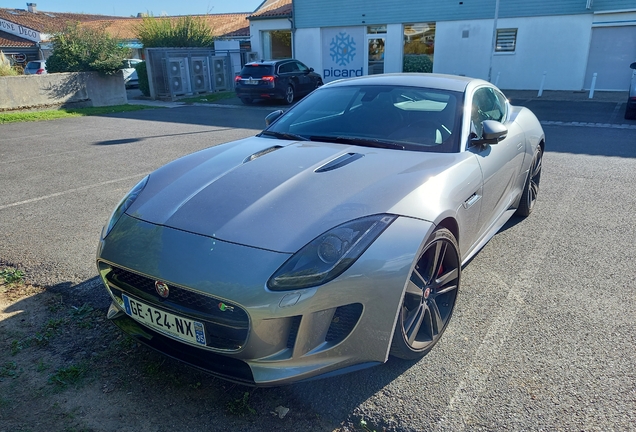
left=47, top=23, right=129, bottom=75
left=136, top=16, right=214, bottom=48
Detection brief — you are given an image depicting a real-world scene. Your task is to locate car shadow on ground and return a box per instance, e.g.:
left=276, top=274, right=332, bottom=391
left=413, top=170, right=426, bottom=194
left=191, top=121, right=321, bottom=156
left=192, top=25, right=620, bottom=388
left=1, top=274, right=427, bottom=431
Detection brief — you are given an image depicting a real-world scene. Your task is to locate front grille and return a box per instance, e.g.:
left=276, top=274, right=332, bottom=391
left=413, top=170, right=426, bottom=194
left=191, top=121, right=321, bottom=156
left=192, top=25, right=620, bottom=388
left=103, top=264, right=249, bottom=350
left=325, top=303, right=363, bottom=343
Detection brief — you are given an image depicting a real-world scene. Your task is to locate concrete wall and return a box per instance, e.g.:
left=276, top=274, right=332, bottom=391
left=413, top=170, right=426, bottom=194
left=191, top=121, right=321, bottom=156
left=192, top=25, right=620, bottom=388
left=0, top=71, right=127, bottom=111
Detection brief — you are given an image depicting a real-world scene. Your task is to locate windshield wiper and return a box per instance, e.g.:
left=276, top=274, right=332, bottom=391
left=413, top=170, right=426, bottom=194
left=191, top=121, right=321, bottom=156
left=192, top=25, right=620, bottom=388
left=259, top=130, right=309, bottom=141
left=309, top=135, right=405, bottom=150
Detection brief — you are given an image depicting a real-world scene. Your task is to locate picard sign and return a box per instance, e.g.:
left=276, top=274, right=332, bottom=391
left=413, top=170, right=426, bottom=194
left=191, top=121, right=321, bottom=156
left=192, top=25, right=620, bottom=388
left=321, top=27, right=364, bottom=83
left=0, top=17, right=42, bottom=42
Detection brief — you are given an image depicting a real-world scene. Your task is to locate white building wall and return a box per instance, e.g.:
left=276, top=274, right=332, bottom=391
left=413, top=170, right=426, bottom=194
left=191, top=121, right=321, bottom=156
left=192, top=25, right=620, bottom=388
left=294, top=28, right=322, bottom=72
left=249, top=18, right=292, bottom=60
left=384, top=24, right=404, bottom=73
left=435, top=15, right=594, bottom=90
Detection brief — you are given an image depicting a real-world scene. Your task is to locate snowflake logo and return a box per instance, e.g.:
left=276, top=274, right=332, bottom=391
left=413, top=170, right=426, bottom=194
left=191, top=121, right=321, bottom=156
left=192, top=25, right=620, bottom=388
left=330, top=32, right=356, bottom=67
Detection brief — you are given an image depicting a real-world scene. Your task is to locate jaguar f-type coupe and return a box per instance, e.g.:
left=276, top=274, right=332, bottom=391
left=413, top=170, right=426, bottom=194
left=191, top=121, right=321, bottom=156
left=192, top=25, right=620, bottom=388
left=96, top=73, right=545, bottom=386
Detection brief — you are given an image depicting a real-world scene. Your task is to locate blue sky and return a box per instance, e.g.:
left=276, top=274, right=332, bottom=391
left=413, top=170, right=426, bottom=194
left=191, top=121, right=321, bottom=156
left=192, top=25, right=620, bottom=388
left=3, top=1, right=267, bottom=16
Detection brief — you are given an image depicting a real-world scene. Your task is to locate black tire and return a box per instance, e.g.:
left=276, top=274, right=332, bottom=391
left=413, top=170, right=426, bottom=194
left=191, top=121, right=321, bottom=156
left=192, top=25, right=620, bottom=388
left=240, top=97, right=253, bottom=105
left=315, top=79, right=323, bottom=89
left=516, top=145, right=543, bottom=217
left=390, top=228, right=461, bottom=360
left=284, top=85, right=294, bottom=105
left=625, top=106, right=636, bottom=120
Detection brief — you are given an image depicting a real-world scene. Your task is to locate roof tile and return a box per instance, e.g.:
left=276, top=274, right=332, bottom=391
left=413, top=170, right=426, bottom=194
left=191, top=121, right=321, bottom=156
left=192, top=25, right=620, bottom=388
left=248, top=0, right=292, bottom=19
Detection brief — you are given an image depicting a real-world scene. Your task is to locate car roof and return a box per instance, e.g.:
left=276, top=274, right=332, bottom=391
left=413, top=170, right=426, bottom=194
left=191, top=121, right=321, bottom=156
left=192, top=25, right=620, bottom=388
left=245, top=59, right=295, bottom=66
left=322, top=73, right=484, bottom=93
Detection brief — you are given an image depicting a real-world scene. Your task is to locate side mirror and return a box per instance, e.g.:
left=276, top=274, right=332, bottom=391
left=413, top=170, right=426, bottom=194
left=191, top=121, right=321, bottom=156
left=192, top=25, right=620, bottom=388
left=265, top=110, right=284, bottom=126
left=309, top=67, right=314, bottom=72
left=471, top=120, right=508, bottom=145
left=630, top=62, right=636, bottom=70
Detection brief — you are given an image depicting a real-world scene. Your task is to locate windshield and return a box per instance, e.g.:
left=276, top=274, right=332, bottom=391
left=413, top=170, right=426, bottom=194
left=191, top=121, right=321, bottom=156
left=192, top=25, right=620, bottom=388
left=265, top=85, right=463, bottom=152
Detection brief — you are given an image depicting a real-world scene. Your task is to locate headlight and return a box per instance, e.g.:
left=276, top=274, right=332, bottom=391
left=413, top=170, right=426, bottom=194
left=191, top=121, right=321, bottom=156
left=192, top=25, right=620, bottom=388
left=102, top=175, right=149, bottom=238
left=267, top=214, right=396, bottom=290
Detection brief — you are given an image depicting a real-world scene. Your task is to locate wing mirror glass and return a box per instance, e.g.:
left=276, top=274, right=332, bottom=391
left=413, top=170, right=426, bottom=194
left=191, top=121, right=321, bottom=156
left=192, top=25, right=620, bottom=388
left=265, top=110, right=284, bottom=126
left=471, top=120, right=508, bottom=146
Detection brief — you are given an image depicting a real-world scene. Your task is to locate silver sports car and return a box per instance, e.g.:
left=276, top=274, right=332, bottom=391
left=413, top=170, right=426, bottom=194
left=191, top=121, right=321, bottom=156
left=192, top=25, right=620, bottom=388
left=97, top=74, right=544, bottom=386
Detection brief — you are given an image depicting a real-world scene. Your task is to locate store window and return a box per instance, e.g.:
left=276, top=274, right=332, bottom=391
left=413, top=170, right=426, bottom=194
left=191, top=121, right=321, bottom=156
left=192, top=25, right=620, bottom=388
left=367, top=25, right=386, bottom=75
left=403, top=23, right=435, bottom=73
left=262, top=30, right=292, bottom=60
left=495, top=28, right=517, bottom=53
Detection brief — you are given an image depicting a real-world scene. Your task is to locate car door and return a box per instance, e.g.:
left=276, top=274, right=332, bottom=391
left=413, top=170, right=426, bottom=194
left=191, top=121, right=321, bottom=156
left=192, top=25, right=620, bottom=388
left=293, top=61, right=313, bottom=95
left=469, top=86, right=525, bottom=235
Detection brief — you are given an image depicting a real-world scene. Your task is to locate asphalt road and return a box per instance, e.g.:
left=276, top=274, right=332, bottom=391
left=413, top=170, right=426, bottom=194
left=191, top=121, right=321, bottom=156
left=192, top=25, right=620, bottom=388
left=1, top=100, right=635, bottom=430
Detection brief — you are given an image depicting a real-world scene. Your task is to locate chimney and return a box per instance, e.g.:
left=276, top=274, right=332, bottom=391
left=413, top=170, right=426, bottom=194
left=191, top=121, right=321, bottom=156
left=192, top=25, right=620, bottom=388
left=27, top=3, right=37, bottom=13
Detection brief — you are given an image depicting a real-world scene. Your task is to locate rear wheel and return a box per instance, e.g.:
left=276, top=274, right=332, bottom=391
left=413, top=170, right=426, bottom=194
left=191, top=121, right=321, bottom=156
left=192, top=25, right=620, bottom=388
left=240, top=97, right=253, bottom=105
left=390, top=228, right=461, bottom=360
left=516, top=145, right=542, bottom=217
left=284, top=85, right=294, bottom=104
left=625, top=105, right=636, bottom=120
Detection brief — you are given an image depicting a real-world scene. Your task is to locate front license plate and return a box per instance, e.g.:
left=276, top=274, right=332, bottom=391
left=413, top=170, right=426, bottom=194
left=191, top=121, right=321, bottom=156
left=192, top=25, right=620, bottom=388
left=121, top=294, right=206, bottom=346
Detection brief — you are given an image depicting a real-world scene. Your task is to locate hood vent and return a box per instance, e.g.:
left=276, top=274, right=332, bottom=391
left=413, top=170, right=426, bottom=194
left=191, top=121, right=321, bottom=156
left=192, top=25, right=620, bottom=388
left=243, top=145, right=283, bottom=163
left=315, top=153, right=364, bottom=173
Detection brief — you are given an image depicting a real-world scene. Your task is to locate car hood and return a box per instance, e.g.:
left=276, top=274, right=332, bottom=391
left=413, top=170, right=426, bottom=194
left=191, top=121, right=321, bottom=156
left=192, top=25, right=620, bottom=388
left=127, top=136, right=464, bottom=253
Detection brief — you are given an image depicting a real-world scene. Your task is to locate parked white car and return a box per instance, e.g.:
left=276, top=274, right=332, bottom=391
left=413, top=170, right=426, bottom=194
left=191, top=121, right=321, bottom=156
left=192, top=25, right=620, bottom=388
left=121, top=59, right=142, bottom=88
left=24, top=60, right=47, bottom=75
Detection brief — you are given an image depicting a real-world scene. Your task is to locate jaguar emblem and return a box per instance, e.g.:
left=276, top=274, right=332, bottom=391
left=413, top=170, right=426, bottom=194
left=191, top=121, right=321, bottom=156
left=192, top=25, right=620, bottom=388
left=155, top=281, right=170, bottom=298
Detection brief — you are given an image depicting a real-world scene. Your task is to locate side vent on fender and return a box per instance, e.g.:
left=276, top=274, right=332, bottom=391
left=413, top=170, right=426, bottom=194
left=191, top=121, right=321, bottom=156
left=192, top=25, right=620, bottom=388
left=315, top=153, right=364, bottom=173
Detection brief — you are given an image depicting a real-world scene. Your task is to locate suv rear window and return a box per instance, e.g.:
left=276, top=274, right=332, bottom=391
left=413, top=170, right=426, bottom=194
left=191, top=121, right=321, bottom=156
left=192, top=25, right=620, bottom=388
left=240, top=65, right=274, bottom=77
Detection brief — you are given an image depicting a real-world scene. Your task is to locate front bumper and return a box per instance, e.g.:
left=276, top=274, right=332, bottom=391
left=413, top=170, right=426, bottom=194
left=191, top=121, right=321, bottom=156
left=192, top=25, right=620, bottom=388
left=97, top=213, right=433, bottom=385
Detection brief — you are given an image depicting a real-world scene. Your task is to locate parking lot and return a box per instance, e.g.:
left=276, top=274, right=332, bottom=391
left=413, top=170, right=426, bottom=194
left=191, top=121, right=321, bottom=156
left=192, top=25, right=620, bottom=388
left=1, top=96, right=635, bottom=431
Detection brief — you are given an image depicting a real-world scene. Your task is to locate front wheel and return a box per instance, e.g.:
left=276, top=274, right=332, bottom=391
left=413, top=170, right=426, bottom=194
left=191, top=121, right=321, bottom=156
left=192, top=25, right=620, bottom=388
left=516, top=145, right=542, bottom=217
left=390, top=228, right=461, bottom=360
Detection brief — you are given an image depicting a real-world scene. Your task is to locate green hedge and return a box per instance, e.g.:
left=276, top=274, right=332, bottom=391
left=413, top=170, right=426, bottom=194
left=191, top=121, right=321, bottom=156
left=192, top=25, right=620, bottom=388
left=403, top=55, right=433, bottom=73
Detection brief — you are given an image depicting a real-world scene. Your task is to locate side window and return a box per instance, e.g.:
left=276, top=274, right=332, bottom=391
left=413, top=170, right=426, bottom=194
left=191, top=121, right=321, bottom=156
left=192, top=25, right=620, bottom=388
left=471, top=87, right=505, bottom=137
left=278, top=63, right=292, bottom=74
left=494, top=89, right=508, bottom=121
left=295, top=61, right=309, bottom=73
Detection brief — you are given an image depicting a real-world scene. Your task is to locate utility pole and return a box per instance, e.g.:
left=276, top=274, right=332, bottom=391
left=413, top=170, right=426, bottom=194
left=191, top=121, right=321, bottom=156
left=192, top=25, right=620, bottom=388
left=488, top=0, right=500, bottom=82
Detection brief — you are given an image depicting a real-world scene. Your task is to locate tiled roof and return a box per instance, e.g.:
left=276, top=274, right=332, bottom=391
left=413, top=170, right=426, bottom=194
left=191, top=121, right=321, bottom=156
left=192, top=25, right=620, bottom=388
left=82, top=13, right=250, bottom=40
left=248, top=0, right=292, bottom=19
left=0, top=8, right=121, bottom=33
left=0, top=30, right=36, bottom=48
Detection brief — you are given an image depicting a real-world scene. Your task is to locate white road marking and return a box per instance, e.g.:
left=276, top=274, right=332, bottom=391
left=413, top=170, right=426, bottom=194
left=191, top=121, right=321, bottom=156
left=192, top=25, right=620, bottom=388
left=541, top=120, right=636, bottom=130
left=0, top=173, right=149, bottom=211
left=436, top=181, right=572, bottom=431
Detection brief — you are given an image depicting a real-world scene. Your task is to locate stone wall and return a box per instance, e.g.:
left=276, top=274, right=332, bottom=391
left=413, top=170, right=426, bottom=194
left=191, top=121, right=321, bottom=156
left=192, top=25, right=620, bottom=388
left=0, top=71, right=127, bottom=111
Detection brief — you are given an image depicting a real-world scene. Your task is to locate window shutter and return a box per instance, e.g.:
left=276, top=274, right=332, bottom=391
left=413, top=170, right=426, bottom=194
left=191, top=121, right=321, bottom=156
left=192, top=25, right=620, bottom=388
left=496, top=28, right=517, bottom=52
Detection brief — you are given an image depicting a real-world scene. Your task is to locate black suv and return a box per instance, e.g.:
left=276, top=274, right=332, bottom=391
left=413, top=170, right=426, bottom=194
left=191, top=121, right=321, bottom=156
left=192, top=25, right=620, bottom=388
left=235, top=59, right=323, bottom=105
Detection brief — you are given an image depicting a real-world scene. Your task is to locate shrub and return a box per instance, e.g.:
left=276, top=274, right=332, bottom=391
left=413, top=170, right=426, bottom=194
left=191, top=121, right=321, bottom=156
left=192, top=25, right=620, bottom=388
left=0, top=51, right=19, bottom=76
left=47, top=23, right=129, bottom=75
left=136, top=61, right=150, bottom=97
left=136, top=16, right=214, bottom=48
left=403, top=55, right=433, bottom=73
